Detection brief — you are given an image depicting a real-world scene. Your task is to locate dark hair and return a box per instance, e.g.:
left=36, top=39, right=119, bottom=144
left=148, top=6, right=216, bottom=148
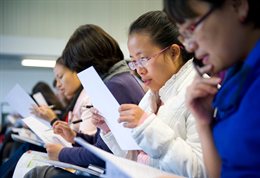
left=55, top=56, right=65, bottom=67
left=32, top=81, right=64, bottom=110
left=129, top=11, right=193, bottom=62
left=61, top=24, right=124, bottom=75
left=164, top=0, right=260, bottom=28
left=52, top=79, right=57, bottom=88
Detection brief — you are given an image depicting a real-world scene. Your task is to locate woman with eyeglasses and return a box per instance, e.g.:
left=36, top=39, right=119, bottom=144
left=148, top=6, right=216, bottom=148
left=164, top=0, right=260, bottom=178
left=93, top=11, right=207, bottom=177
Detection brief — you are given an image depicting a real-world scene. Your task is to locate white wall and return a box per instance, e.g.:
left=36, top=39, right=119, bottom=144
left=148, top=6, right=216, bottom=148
left=0, top=0, right=162, bottom=57
left=0, top=58, right=54, bottom=107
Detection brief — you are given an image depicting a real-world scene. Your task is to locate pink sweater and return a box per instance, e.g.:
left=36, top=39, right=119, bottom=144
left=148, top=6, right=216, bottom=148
left=69, top=90, right=97, bottom=135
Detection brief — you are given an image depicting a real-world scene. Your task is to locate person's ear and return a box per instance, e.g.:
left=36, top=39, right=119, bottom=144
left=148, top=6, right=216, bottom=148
left=72, top=71, right=80, bottom=79
left=233, top=0, right=249, bottom=23
left=169, top=44, right=181, bottom=60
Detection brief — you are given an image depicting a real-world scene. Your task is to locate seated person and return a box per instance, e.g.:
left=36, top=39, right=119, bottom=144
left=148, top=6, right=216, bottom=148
left=164, top=0, right=260, bottom=177
left=31, top=57, right=97, bottom=135
left=0, top=57, right=97, bottom=178
left=23, top=24, right=144, bottom=178
left=31, top=81, right=65, bottom=117
left=93, top=11, right=206, bottom=177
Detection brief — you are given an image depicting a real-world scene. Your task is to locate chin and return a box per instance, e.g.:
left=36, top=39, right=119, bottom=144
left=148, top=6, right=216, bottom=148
left=211, top=68, right=225, bottom=78
left=150, top=87, right=160, bottom=93
left=211, top=65, right=222, bottom=74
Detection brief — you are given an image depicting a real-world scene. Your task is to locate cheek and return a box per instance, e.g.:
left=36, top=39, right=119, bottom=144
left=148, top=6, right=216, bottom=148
left=61, top=77, right=70, bottom=90
left=209, top=37, right=239, bottom=71
left=201, top=20, right=240, bottom=60
left=150, top=63, right=170, bottom=87
left=147, top=61, right=160, bottom=78
left=197, top=31, right=216, bottom=52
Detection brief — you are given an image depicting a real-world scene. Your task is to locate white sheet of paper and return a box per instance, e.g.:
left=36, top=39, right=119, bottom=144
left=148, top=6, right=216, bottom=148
left=5, top=84, right=37, bottom=118
left=77, top=66, right=140, bottom=150
left=11, top=134, right=44, bottom=147
left=75, top=137, right=180, bottom=178
left=23, top=116, right=72, bottom=147
left=11, top=128, right=44, bottom=146
left=33, top=92, right=48, bottom=106
left=5, top=84, right=50, bottom=127
left=12, top=151, right=51, bottom=178
left=13, top=150, right=102, bottom=178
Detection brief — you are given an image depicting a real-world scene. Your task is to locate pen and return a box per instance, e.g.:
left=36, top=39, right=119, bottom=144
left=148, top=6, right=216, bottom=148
left=86, top=105, right=93, bottom=108
left=71, top=105, right=93, bottom=124
left=192, top=59, right=221, bottom=89
left=72, top=119, right=82, bottom=124
left=192, top=59, right=204, bottom=77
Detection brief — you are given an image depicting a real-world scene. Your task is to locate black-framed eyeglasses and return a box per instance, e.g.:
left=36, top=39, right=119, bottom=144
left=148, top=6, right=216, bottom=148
left=178, top=6, right=216, bottom=44
left=127, top=46, right=170, bottom=71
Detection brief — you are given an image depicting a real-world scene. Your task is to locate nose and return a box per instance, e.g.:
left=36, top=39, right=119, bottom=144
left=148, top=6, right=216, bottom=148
left=184, top=39, right=198, bottom=53
left=56, top=79, right=62, bottom=88
left=136, top=66, right=147, bottom=76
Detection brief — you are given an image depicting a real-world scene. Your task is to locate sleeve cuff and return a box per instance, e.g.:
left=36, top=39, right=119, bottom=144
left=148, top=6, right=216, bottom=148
left=138, top=112, right=149, bottom=126
left=50, top=118, right=59, bottom=126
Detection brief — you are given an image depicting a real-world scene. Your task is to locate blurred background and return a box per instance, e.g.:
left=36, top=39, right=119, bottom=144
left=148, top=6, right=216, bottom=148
left=0, top=0, right=162, bottom=126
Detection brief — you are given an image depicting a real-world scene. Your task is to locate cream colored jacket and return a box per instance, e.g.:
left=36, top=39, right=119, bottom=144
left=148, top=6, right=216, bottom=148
left=101, top=60, right=206, bottom=178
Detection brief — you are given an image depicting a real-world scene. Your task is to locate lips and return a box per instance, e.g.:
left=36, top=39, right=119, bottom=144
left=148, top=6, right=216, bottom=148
left=196, top=54, right=209, bottom=65
left=59, top=88, right=65, bottom=94
left=202, top=55, right=209, bottom=64
left=142, top=79, right=152, bottom=85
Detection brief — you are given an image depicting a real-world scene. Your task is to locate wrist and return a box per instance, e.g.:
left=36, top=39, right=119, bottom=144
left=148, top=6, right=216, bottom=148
left=72, top=130, right=77, bottom=138
left=102, top=126, right=110, bottom=134
left=102, top=129, right=110, bottom=135
left=50, top=118, right=59, bottom=126
left=138, top=112, right=149, bottom=125
left=196, top=123, right=212, bottom=135
left=69, top=131, right=77, bottom=143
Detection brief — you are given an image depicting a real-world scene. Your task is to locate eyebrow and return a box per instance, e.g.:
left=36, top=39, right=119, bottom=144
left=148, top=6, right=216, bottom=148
left=129, top=51, right=143, bottom=59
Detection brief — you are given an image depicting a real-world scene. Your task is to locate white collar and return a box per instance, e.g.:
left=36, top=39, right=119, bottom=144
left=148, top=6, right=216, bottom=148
left=158, top=59, right=194, bottom=103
